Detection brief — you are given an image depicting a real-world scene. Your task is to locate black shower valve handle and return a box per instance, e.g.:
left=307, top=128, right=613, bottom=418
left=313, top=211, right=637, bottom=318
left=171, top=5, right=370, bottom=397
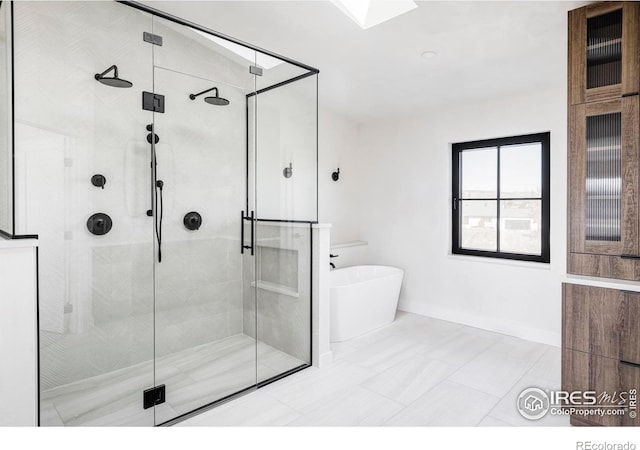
left=330, top=254, right=339, bottom=258
left=87, top=213, right=113, bottom=236
left=91, top=174, right=107, bottom=189
left=184, top=211, right=202, bottom=231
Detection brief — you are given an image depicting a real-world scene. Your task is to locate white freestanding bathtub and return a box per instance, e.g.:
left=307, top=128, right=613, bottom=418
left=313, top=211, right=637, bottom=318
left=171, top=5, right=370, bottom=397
left=330, top=265, right=404, bottom=342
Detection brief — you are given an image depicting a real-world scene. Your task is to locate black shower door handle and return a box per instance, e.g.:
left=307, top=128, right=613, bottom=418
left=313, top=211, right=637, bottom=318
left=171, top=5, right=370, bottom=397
left=249, top=211, right=254, bottom=256
left=241, top=211, right=245, bottom=254
left=240, top=210, right=254, bottom=255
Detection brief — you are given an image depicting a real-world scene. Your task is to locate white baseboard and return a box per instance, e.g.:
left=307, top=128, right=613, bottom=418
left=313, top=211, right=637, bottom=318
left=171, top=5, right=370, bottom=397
left=399, top=300, right=561, bottom=347
left=315, top=350, right=333, bottom=368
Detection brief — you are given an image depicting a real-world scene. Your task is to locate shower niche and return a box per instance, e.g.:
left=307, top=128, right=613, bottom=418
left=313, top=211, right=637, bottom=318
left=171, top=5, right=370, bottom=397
left=7, top=1, right=318, bottom=426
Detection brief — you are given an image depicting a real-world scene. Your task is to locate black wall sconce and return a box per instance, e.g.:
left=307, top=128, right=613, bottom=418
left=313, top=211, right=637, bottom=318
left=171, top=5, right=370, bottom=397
left=283, top=162, right=293, bottom=178
left=332, top=168, right=340, bottom=181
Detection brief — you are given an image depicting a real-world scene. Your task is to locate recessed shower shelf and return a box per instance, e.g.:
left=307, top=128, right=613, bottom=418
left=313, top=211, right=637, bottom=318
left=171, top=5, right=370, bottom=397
left=256, top=237, right=307, bottom=253
left=251, top=280, right=299, bottom=298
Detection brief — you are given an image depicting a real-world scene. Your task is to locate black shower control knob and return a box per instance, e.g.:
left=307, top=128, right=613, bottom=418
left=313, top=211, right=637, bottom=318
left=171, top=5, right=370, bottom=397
left=87, top=213, right=113, bottom=236
left=283, top=163, right=293, bottom=178
left=147, top=133, right=160, bottom=144
left=91, top=174, right=107, bottom=189
left=183, top=212, right=202, bottom=231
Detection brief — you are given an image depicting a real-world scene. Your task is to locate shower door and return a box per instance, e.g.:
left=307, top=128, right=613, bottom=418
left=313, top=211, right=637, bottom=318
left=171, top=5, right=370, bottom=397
left=148, top=12, right=316, bottom=421
left=149, top=17, right=259, bottom=423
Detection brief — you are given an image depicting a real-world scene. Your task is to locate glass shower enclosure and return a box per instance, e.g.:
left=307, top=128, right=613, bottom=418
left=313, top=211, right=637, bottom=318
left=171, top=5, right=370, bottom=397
left=5, top=1, right=318, bottom=426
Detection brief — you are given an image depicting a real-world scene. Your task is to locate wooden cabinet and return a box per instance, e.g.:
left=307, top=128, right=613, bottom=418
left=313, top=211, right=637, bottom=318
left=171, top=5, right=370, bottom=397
left=562, top=350, right=622, bottom=426
left=563, top=284, right=625, bottom=359
left=563, top=350, right=640, bottom=427
left=567, top=1, right=640, bottom=281
left=620, top=362, right=640, bottom=426
left=621, top=291, right=640, bottom=364
left=562, top=283, right=640, bottom=426
left=569, top=97, right=639, bottom=256
left=565, top=2, right=640, bottom=428
left=568, top=96, right=640, bottom=280
left=569, top=2, right=640, bottom=105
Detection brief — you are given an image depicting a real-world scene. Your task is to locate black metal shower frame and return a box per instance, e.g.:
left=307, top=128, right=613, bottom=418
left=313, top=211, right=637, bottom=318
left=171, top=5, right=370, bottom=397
left=3, top=0, right=319, bottom=426
left=0, top=1, right=37, bottom=240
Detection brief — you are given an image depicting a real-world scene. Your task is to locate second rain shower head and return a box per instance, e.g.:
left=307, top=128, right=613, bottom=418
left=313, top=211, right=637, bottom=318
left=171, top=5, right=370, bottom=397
left=189, top=87, right=230, bottom=106
left=94, top=65, right=133, bottom=88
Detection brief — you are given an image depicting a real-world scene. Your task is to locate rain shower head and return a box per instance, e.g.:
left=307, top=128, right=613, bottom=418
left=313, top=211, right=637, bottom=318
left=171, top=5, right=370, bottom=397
left=189, top=87, right=230, bottom=106
left=204, top=96, right=230, bottom=106
left=94, top=65, right=133, bottom=88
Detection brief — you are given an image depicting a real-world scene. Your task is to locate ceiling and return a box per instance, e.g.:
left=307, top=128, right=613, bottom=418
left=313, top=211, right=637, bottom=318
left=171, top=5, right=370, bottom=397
left=142, top=1, right=587, bottom=123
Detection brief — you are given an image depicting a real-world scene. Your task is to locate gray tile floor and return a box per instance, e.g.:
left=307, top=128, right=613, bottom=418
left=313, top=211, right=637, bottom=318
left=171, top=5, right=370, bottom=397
left=41, top=334, right=304, bottom=426
left=180, top=312, right=569, bottom=427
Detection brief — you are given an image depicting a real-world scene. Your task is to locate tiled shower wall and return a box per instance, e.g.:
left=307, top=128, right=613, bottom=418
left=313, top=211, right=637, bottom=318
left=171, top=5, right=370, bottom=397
left=15, top=1, right=316, bottom=391
left=14, top=2, right=248, bottom=390
left=0, top=3, right=11, bottom=233
left=40, top=238, right=243, bottom=390
left=243, top=223, right=312, bottom=374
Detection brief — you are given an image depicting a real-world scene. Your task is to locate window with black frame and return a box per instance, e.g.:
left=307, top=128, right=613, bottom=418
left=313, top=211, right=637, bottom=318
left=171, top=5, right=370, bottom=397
left=452, top=132, right=550, bottom=263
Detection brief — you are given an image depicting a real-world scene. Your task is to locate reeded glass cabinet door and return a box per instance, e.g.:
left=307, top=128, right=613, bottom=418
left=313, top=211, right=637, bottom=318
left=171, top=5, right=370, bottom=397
left=568, top=2, right=640, bottom=105
left=569, top=96, right=640, bottom=256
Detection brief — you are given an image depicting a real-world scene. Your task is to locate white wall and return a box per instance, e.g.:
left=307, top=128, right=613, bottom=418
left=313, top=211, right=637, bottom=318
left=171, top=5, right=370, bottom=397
left=252, top=75, right=318, bottom=222
left=0, top=240, right=38, bottom=426
left=318, top=106, right=362, bottom=244
left=353, top=85, right=567, bottom=346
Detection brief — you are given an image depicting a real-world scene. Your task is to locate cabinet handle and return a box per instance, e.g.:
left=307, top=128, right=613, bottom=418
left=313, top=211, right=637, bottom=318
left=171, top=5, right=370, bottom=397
left=620, top=254, right=640, bottom=259
left=620, top=360, right=640, bottom=369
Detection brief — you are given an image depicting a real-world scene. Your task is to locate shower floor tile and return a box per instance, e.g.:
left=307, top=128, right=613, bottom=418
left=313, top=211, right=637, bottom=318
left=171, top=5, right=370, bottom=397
left=179, top=312, right=568, bottom=427
left=40, top=334, right=305, bottom=427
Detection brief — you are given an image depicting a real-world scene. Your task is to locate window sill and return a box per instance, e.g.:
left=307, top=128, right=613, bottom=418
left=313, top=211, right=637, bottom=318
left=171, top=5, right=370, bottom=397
left=447, top=253, right=552, bottom=270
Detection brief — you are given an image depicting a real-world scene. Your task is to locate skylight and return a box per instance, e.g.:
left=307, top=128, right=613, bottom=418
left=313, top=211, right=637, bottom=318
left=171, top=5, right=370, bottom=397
left=193, top=29, right=283, bottom=70
left=331, top=0, right=417, bottom=29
